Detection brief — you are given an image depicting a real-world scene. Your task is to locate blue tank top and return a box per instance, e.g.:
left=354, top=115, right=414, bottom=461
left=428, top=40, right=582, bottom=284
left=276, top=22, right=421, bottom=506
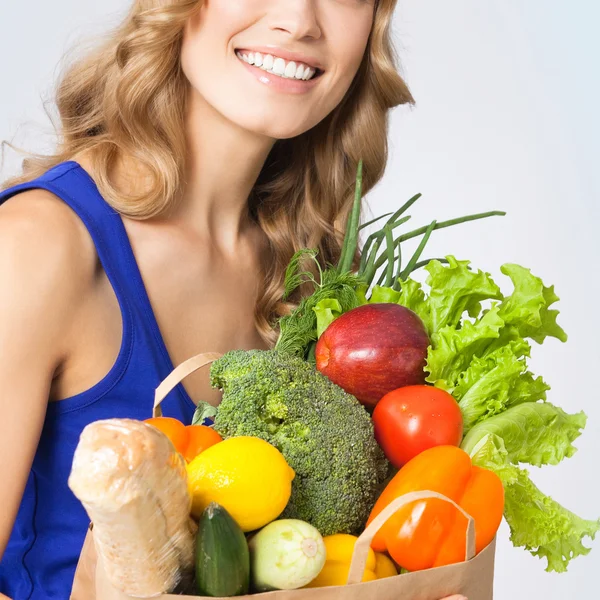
left=0, top=161, right=197, bottom=600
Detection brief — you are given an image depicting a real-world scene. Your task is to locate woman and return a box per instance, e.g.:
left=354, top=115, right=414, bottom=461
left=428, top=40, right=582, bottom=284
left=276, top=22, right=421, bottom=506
left=0, top=1, right=466, bottom=599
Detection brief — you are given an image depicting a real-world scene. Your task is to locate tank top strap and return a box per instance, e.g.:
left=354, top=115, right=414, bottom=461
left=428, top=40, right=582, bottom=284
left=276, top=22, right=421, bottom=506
left=0, top=161, right=136, bottom=304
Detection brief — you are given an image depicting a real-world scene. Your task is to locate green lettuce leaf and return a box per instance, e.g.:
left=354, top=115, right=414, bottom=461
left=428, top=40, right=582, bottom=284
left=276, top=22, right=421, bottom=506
left=368, top=285, right=402, bottom=304
left=507, top=468, right=599, bottom=573
left=424, top=256, right=503, bottom=332
left=453, top=339, right=551, bottom=431
left=468, top=433, right=599, bottom=572
left=313, top=298, right=343, bottom=338
left=462, top=402, right=587, bottom=467
left=397, top=278, right=430, bottom=331
left=355, top=283, right=369, bottom=306
left=510, top=370, right=552, bottom=405
left=498, top=264, right=568, bottom=344
left=425, top=305, right=505, bottom=390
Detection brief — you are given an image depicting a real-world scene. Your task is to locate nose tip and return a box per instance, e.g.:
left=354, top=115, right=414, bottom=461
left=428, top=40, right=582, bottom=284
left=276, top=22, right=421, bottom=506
left=272, top=22, right=322, bottom=41
left=270, top=5, right=322, bottom=40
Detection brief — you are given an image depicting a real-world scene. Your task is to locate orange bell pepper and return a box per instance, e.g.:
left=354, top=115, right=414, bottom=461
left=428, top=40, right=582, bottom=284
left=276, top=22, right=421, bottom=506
left=144, top=418, right=223, bottom=462
left=183, top=425, right=222, bottom=462
left=366, top=445, right=504, bottom=572
left=144, top=417, right=189, bottom=454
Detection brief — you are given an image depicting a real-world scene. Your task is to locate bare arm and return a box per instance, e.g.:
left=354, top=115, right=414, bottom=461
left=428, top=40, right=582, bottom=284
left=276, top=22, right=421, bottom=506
left=0, top=190, right=94, bottom=559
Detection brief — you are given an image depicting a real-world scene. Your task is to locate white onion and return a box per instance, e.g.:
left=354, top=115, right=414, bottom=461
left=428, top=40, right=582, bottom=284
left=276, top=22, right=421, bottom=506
left=248, top=519, right=326, bottom=591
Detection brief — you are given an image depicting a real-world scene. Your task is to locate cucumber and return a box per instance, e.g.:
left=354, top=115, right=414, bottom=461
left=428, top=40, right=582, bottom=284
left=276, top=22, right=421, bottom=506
left=195, top=502, right=250, bottom=597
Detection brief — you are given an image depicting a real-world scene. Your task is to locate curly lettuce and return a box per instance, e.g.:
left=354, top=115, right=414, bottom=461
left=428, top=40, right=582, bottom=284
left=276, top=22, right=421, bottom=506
left=464, top=424, right=599, bottom=572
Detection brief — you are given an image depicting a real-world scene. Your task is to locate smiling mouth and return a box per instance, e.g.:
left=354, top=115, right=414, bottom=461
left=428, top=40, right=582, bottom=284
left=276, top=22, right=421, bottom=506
left=235, top=50, right=324, bottom=82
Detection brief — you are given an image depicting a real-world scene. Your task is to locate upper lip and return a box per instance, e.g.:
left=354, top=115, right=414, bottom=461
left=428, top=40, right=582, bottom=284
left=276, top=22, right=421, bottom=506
left=235, top=45, right=324, bottom=71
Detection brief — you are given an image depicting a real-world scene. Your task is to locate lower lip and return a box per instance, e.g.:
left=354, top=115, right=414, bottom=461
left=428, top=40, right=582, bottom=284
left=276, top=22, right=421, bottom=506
left=236, top=55, right=322, bottom=94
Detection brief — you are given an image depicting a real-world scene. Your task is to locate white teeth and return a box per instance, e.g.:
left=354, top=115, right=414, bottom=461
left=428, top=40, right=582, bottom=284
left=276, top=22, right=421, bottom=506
left=284, top=61, right=297, bottom=78
left=272, top=57, right=286, bottom=76
left=236, top=51, right=319, bottom=81
left=262, top=53, right=274, bottom=70
left=303, top=67, right=315, bottom=81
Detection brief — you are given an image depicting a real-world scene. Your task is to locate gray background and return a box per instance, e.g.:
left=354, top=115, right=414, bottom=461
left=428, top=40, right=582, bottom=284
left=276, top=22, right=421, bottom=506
left=1, top=1, right=598, bottom=597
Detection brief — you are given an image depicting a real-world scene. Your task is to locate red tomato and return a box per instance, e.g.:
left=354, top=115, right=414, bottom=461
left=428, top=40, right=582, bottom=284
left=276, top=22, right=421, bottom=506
left=372, top=385, right=463, bottom=468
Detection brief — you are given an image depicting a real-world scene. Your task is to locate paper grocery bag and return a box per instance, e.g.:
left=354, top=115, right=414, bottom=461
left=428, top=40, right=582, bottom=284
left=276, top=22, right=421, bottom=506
left=71, top=525, right=98, bottom=600
left=71, top=491, right=496, bottom=600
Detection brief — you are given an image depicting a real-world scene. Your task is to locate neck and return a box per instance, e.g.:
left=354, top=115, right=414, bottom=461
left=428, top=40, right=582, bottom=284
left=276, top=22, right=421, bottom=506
left=169, top=86, right=276, bottom=249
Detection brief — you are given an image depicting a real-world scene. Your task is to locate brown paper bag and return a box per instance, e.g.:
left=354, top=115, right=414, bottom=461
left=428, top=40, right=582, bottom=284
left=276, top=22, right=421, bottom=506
left=71, top=490, right=495, bottom=600
left=70, top=352, right=496, bottom=600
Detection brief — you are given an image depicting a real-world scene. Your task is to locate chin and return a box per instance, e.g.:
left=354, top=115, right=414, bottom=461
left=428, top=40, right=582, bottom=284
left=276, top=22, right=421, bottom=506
left=245, top=120, right=313, bottom=141
left=226, top=106, right=319, bottom=141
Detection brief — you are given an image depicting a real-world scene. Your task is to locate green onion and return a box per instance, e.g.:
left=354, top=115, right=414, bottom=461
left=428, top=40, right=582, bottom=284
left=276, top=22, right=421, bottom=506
left=410, top=258, right=450, bottom=271
left=392, top=243, right=403, bottom=291
left=337, top=160, right=363, bottom=273
left=358, top=212, right=393, bottom=231
left=399, top=220, right=437, bottom=281
left=384, top=225, right=395, bottom=287
left=372, top=210, right=506, bottom=273
left=358, top=216, right=411, bottom=276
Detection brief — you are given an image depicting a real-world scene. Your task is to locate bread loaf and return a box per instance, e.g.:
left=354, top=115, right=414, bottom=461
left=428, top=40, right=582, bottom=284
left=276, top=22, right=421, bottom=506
left=69, top=418, right=195, bottom=597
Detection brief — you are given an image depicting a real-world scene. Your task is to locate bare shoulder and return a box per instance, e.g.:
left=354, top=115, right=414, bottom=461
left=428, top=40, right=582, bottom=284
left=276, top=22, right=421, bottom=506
left=0, top=188, right=98, bottom=274
left=0, top=188, right=99, bottom=300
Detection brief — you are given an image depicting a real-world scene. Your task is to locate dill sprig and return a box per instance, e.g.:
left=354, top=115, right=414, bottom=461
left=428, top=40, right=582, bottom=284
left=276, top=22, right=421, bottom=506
left=282, top=248, right=320, bottom=300
left=275, top=268, right=363, bottom=358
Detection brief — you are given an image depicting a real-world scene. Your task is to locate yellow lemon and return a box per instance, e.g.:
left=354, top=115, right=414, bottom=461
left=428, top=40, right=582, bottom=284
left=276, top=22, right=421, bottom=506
left=186, top=436, right=294, bottom=532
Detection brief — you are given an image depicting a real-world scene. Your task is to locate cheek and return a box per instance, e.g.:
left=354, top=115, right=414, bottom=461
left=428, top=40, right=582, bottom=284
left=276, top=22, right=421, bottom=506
left=337, top=13, right=373, bottom=76
left=180, top=17, right=213, bottom=91
left=180, top=2, right=249, bottom=85
left=320, top=15, right=373, bottom=106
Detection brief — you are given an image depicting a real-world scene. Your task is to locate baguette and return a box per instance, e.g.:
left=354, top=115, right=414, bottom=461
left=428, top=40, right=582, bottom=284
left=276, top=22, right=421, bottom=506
left=69, top=418, right=195, bottom=597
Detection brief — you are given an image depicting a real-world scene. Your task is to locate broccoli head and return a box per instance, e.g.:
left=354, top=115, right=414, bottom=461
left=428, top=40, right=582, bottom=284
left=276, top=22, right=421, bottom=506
left=210, top=349, right=389, bottom=536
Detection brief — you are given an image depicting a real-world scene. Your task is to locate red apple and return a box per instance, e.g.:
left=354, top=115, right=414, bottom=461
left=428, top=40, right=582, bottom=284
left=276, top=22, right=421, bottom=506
left=315, top=303, right=430, bottom=408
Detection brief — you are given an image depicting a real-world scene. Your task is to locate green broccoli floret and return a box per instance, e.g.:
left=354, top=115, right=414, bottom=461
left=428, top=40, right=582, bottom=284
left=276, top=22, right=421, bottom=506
left=209, top=349, right=389, bottom=536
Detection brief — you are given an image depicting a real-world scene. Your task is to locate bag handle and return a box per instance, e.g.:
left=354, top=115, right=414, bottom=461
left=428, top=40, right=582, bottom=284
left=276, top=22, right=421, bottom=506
left=346, top=490, right=476, bottom=585
left=153, top=352, right=223, bottom=417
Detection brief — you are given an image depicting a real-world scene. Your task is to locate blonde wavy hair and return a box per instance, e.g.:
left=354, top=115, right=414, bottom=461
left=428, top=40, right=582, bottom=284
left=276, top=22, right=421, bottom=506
left=2, top=0, right=414, bottom=347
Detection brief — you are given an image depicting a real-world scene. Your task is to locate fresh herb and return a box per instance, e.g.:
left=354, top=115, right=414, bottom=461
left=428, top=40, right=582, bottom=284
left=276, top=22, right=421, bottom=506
left=274, top=265, right=362, bottom=359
